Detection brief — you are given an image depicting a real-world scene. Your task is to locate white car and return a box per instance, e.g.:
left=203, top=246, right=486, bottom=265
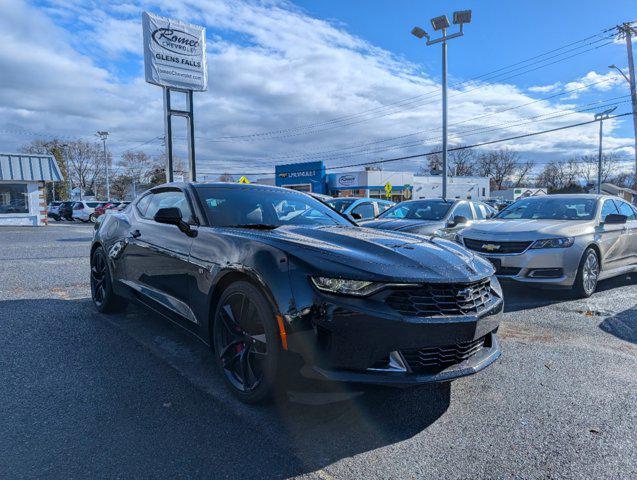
left=71, top=201, right=101, bottom=222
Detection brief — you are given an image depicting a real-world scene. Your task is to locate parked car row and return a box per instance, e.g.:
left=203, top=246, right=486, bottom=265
left=90, top=182, right=637, bottom=404
left=47, top=201, right=130, bottom=222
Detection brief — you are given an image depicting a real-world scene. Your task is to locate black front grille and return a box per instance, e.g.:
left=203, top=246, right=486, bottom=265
left=463, top=238, right=532, bottom=254
left=401, top=335, right=487, bottom=374
left=385, top=279, right=493, bottom=317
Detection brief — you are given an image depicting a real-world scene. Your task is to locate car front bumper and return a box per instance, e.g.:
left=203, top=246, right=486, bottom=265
left=285, top=286, right=503, bottom=386
left=477, top=245, right=585, bottom=288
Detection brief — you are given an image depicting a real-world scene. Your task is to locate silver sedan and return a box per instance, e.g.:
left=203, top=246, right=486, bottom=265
left=457, top=194, right=637, bottom=297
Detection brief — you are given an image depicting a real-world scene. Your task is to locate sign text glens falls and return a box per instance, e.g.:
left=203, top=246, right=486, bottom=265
left=142, top=12, right=208, bottom=91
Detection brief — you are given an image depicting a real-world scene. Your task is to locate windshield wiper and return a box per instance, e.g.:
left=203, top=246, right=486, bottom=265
left=232, top=224, right=279, bottom=230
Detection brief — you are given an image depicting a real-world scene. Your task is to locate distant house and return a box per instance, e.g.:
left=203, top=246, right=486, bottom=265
left=587, top=183, right=636, bottom=204
left=0, top=153, right=62, bottom=226
left=495, top=187, right=547, bottom=201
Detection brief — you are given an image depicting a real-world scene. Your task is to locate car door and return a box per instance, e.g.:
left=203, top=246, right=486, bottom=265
left=614, top=200, right=637, bottom=265
left=123, top=188, right=198, bottom=323
left=597, top=199, right=625, bottom=270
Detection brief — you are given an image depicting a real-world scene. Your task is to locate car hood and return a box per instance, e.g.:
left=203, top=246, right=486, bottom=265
left=461, top=219, right=593, bottom=239
left=359, top=218, right=444, bottom=233
left=223, top=225, right=492, bottom=283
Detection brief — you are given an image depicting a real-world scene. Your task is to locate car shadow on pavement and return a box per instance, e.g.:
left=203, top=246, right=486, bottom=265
left=501, top=275, right=635, bottom=313
left=598, top=305, right=637, bottom=344
left=0, top=297, right=450, bottom=479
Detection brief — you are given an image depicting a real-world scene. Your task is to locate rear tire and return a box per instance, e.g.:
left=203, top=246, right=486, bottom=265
left=572, top=247, right=599, bottom=298
left=212, top=281, right=283, bottom=404
left=89, top=213, right=96, bottom=222
left=91, top=246, right=128, bottom=313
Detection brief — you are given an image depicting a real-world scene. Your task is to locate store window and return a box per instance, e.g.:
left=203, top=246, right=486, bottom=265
left=0, top=183, right=29, bottom=214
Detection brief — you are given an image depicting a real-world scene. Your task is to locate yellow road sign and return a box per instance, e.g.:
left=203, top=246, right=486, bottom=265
left=384, top=181, right=392, bottom=198
left=238, top=176, right=251, bottom=184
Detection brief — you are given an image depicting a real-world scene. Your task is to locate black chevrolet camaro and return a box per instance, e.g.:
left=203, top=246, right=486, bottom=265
left=91, top=182, right=503, bottom=403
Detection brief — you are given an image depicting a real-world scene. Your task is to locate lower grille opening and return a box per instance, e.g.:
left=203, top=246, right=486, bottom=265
left=401, top=335, right=490, bottom=374
left=496, top=266, right=521, bottom=276
left=526, top=268, right=563, bottom=279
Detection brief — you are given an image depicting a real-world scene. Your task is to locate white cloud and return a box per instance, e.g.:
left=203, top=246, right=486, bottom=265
left=0, top=0, right=634, bottom=178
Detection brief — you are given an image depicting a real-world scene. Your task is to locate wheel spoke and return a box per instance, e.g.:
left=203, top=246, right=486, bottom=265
left=219, top=338, right=243, bottom=362
left=220, top=304, right=242, bottom=335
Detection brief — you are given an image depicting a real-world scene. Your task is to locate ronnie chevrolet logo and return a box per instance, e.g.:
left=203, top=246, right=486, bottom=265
left=152, top=28, right=201, bottom=56
left=338, top=175, right=356, bottom=186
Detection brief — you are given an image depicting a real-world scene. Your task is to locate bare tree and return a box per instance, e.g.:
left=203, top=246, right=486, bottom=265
left=475, top=148, right=522, bottom=191
left=536, top=159, right=582, bottom=193
left=448, top=148, right=475, bottom=177
left=578, top=153, right=621, bottom=187
left=217, top=173, right=235, bottom=182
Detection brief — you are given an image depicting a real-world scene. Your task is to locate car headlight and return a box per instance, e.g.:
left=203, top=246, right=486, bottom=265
left=311, top=277, right=384, bottom=296
left=530, top=237, right=574, bottom=249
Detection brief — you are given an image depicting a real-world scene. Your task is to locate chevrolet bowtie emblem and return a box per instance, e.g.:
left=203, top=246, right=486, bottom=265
left=482, top=243, right=501, bottom=252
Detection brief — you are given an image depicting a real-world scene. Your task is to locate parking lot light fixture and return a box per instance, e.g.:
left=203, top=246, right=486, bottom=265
left=609, top=64, right=631, bottom=84
left=430, top=15, right=450, bottom=32
left=411, top=9, right=471, bottom=200
left=411, top=26, right=429, bottom=40
left=453, top=10, right=472, bottom=25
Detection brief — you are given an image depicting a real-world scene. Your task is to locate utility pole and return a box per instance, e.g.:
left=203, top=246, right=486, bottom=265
left=96, top=131, right=110, bottom=200
left=411, top=10, right=472, bottom=200
left=594, top=106, right=617, bottom=194
left=614, top=22, right=637, bottom=187
left=61, top=143, right=70, bottom=199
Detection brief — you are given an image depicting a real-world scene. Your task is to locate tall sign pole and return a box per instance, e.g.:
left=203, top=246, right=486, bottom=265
left=618, top=23, right=637, bottom=187
left=143, top=12, right=208, bottom=183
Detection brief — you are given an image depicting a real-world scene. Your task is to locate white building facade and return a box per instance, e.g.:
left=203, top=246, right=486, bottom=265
left=412, top=175, right=490, bottom=200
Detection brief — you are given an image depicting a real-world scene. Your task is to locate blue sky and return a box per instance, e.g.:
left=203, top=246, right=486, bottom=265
left=1, top=0, right=636, bottom=178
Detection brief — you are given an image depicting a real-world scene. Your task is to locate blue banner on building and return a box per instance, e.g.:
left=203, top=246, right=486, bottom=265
left=275, top=161, right=326, bottom=194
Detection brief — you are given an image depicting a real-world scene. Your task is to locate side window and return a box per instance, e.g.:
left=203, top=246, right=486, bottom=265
left=351, top=202, right=375, bottom=220
left=136, top=194, right=152, bottom=217
left=144, top=190, right=193, bottom=223
left=600, top=200, right=619, bottom=222
left=376, top=202, right=392, bottom=214
left=615, top=200, right=637, bottom=221
left=452, top=202, right=473, bottom=220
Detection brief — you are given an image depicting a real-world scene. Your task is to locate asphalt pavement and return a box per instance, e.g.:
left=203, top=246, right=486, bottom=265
left=0, top=223, right=635, bottom=479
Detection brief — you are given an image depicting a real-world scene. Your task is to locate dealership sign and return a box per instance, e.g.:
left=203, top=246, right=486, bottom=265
left=142, top=11, right=208, bottom=91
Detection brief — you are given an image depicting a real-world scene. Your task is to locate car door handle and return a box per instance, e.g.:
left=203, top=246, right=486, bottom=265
left=131, top=229, right=141, bottom=238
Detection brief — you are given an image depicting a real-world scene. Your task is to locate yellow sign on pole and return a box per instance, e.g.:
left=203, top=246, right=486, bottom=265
left=238, top=176, right=251, bottom=184
left=384, top=181, right=392, bottom=199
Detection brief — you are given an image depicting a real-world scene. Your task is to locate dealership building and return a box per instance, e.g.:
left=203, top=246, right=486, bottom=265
left=274, top=161, right=490, bottom=201
left=0, top=153, right=62, bottom=226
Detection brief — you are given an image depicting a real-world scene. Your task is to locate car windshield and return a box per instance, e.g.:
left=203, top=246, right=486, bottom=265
left=326, top=198, right=355, bottom=213
left=496, top=197, right=597, bottom=220
left=379, top=200, right=452, bottom=220
left=197, top=186, right=352, bottom=228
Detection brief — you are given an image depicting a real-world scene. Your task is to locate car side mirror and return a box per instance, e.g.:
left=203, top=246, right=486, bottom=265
left=350, top=212, right=362, bottom=220
left=448, top=215, right=468, bottom=227
left=154, top=207, right=197, bottom=237
left=604, top=213, right=627, bottom=225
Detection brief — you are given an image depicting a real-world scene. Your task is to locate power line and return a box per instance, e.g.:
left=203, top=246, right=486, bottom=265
left=196, top=112, right=634, bottom=176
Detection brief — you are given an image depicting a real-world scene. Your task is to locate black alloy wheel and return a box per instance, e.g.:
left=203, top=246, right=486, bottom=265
left=90, top=247, right=127, bottom=313
left=213, top=282, right=280, bottom=403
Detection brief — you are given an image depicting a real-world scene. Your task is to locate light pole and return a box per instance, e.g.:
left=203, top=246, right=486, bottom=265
left=96, top=131, right=110, bottom=200
left=412, top=10, right=472, bottom=200
left=594, top=106, right=617, bottom=194
left=61, top=143, right=70, bottom=200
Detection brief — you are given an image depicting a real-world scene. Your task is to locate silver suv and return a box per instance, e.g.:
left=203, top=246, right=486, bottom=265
left=457, top=194, right=637, bottom=297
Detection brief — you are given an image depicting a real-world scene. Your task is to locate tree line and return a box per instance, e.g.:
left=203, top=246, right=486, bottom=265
left=418, top=146, right=635, bottom=193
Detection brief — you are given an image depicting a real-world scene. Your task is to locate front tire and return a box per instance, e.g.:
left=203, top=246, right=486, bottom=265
left=89, top=213, right=96, bottom=223
left=212, top=281, right=282, bottom=404
left=91, top=246, right=127, bottom=313
left=573, top=247, right=599, bottom=298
